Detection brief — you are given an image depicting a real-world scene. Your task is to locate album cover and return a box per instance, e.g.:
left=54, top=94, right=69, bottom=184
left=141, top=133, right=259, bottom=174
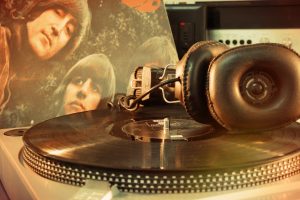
left=0, top=0, right=178, bottom=128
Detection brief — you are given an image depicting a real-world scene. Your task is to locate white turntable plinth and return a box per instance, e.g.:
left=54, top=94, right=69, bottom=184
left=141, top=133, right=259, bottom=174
left=0, top=128, right=300, bottom=200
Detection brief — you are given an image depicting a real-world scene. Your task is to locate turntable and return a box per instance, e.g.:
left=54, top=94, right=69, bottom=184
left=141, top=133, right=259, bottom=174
left=1, top=109, right=300, bottom=199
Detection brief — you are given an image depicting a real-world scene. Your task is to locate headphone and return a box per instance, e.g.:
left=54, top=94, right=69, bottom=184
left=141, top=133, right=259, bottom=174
left=121, top=41, right=300, bottom=131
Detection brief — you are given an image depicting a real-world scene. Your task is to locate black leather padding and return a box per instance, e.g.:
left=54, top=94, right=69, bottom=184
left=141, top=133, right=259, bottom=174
left=182, top=41, right=228, bottom=125
left=207, top=43, right=300, bottom=131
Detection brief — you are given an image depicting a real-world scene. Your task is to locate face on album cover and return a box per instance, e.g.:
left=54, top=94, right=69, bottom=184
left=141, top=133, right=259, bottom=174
left=0, top=0, right=178, bottom=128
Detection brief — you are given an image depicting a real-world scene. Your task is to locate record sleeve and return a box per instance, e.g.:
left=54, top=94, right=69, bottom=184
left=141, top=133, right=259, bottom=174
left=0, top=0, right=178, bottom=128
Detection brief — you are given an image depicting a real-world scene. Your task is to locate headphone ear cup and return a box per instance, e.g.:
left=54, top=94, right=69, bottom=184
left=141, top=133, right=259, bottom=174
left=182, top=41, right=229, bottom=125
left=207, top=43, right=300, bottom=131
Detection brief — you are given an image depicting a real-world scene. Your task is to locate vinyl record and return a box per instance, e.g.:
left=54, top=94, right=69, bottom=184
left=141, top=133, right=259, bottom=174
left=22, top=105, right=300, bottom=193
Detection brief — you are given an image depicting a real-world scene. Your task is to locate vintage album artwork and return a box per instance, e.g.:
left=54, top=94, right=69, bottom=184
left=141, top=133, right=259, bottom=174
left=0, top=0, right=178, bottom=128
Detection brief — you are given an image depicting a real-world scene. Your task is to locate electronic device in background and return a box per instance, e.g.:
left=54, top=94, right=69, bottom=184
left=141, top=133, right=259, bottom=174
left=166, top=0, right=300, bottom=58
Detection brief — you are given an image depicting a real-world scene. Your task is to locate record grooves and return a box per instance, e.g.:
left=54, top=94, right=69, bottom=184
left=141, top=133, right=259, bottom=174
left=22, top=106, right=300, bottom=193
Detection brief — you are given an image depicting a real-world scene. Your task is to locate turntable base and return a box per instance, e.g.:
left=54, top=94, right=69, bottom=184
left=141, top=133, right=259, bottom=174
left=1, top=128, right=300, bottom=200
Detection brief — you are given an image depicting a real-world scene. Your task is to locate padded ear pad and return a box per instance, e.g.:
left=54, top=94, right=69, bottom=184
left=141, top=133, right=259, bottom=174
left=182, top=41, right=229, bottom=125
left=207, top=43, right=300, bottom=131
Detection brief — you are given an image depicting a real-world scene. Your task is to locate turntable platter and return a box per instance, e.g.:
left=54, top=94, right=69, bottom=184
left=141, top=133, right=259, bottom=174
left=22, top=106, right=300, bottom=193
